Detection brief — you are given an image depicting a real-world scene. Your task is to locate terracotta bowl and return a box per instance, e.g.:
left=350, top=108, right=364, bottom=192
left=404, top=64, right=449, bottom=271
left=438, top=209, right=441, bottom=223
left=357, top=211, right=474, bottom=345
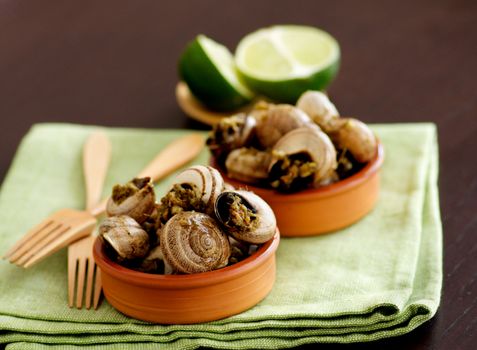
left=212, top=141, right=384, bottom=237
left=93, top=230, right=280, bottom=324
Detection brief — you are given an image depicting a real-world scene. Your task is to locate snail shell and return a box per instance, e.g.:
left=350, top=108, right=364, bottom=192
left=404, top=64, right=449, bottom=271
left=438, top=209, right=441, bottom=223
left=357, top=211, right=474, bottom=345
left=296, top=91, right=339, bottom=132
left=134, top=245, right=164, bottom=273
left=215, top=190, right=276, bottom=244
left=269, top=127, right=337, bottom=190
left=135, top=244, right=174, bottom=274
left=327, top=118, right=377, bottom=163
left=106, top=177, right=156, bottom=224
left=160, top=211, right=231, bottom=274
left=223, top=182, right=236, bottom=191
left=173, top=165, right=225, bottom=215
left=157, top=182, right=203, bottom=224
left=99, top=215, right=150, bottom=262
left=252, top=102, right=313, bottom=148
left=206, top=113, right=256, bottom=161
left=225, top=147, right=272, bottom=184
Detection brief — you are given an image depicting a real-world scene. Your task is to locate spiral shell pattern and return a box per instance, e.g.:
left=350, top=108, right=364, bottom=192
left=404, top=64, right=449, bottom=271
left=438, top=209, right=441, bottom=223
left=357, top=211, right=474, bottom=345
left=160, top=212, right=231, bottom=274
left=173, top=165, right=225, bottom=216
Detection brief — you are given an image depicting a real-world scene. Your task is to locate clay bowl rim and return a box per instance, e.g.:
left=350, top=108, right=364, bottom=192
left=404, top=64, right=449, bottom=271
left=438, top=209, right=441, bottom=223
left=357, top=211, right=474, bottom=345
left=93, top=230, right=280, bottom=289
left=210, top=140, right=384, bottom=201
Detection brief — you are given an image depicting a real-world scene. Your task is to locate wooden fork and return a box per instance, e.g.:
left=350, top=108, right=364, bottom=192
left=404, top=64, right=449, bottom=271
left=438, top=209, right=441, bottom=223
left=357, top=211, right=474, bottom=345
left=69, top=235, right=102, bottom=309
left=2, top=133, right=205, bottom=269
left=68, top=131, right=111, bottom=310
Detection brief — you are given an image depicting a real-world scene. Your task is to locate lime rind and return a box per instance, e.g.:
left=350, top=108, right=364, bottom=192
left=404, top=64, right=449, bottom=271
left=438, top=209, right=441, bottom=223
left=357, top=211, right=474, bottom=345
left=198, top=35, right=254, bottom=99
left=241, top=60, right=340, bottom=103
left=179, top=35, right=253, bottom=111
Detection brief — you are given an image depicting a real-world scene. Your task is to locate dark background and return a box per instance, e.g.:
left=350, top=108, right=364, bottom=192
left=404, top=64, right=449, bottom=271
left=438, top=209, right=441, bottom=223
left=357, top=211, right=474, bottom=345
left=0, top=0, right=476, bottom=349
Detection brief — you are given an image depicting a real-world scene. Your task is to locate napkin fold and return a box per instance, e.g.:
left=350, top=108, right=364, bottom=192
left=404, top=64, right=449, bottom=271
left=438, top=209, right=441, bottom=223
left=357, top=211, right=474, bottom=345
left=0, top=123, right=442, bottom=349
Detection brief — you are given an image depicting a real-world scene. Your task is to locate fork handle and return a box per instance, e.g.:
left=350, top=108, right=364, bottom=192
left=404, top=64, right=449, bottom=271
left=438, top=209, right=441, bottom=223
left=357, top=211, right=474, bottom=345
left=89, top=198, right=108, bottom=217
left=83, top=132, right=112, bottom=211
left=88, top=133, right=204, bottom=218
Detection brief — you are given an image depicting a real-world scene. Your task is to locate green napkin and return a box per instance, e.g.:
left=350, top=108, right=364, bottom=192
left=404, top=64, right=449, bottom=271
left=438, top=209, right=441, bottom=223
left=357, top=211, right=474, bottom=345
left=0, top=123, right=442, bottom=349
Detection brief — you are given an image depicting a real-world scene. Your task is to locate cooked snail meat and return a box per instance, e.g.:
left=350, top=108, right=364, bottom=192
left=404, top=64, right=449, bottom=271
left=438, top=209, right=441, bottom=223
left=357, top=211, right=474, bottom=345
left=228, top=236, right=249, bottom=265
left=170, top=165, right=225, bottom=216
left=335, top=148, right=365, bottom=179
left=215, top=190, right=276, bottom=244
left=157, top=183, right=203, bottom=224
left=269, top=127, right=337, bottom=191
left=269, top=151, right=319, bottom=191
left=140, top=203, right=162, bottom=245
left=206, top=113, right=256, bottom=162
left=106, top=177, right=155, bottom=224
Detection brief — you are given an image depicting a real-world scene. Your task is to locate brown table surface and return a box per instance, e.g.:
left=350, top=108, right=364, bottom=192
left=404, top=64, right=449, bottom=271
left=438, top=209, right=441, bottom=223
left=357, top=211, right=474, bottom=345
left=0, top=0, right=475, bottom=349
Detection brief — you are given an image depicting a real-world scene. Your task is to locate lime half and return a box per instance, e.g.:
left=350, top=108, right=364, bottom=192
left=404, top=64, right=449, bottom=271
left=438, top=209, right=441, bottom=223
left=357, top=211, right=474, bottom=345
left=235, top=25, right=340, bottom=103
left=179, top=35, right=254, bottom=111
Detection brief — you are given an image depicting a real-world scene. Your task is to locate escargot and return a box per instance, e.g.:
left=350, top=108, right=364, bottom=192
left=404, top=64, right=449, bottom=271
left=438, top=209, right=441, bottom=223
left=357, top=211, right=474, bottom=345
left=225, top=147, right=272, bottom=184
left=159, top=211, right=231, bottom=274
left=140, top=203, right=162, bottom=245
left=172, top=165, right=225, bottom=215
left=206, top=113, right=256, bottom=162
left=99, top=215, right=150, bottom=262
left=269, top=127, right=338, bottom=191
left=157, top=182, right=203, bottom=224
left=215, top=190, right=276, bottom=244
left=134, top=244, right=174, bottom=274
left=106, top=177, right=156, bottom=224
left=296, top=91, right=340, bottom=132
left=158, top=165, right=225, bottom=222
left=327, top=118, right=377, bottom=163
left=251, top=102, right=313, bottom=148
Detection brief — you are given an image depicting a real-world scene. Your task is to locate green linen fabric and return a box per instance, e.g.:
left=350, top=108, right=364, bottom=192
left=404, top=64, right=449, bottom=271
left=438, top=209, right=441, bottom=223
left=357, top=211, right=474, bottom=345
left=0, top=123, right=442, bottom=349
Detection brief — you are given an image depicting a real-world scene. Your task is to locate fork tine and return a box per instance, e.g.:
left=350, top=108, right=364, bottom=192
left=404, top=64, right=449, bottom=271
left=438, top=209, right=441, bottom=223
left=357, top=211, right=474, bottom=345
left=68, top=253, right=77, bottom=307
left=9, top=223, right=67, bottom=264
left=2, top=220, right=55, bottom=259
left=93, top=269, right=102, bottom=309
left=14, top=225, right=69, bottom=266
left=75, top=258, right=87, bottom=309
left=22, top=218, right=96, bottom=268
left=84, top=257, right=96, bottom=309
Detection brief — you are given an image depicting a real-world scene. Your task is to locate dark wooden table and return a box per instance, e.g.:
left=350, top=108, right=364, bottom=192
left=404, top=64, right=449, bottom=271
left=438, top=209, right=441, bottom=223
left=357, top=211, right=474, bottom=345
left=0, top=0, right=475, bottom=349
